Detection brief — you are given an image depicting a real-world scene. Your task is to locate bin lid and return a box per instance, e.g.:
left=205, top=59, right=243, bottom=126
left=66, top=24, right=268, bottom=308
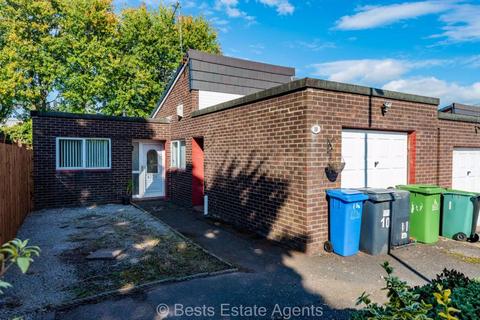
left=396, top=184, right=445, bottom=195
left=356, top=188, right=396, bottom=202
left=326, top=189, right=368, bottom=202
left=443, top=189, right=479, bottom=197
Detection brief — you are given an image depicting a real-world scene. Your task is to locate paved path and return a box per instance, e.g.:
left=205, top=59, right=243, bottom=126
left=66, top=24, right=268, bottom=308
left=56, top=201, right=480, bottom=320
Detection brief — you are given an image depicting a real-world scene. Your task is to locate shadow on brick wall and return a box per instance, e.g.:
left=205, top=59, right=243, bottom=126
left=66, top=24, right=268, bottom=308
left=206, top=150, right=308, bottom=250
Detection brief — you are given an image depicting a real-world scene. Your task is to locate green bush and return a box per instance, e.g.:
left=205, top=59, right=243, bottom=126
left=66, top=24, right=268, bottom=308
left=1, top=120, right=32, bottom=147
left=0, top=238, right=40, bottom=294
left=353, top=262, right=479, bottom=320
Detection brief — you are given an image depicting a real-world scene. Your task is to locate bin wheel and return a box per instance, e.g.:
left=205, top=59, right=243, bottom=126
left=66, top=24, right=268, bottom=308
left=324, top=241, right=333, bottom=253
left=469, top=233, right=480, bottom=243
left=453, top=232, right=467, bottom=241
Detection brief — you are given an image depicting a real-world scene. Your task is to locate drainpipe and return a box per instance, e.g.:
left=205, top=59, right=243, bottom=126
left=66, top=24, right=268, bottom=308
left=204, top=195, right=208, bottom=216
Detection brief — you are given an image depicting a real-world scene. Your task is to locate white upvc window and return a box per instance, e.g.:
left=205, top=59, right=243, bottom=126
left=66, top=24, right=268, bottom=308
left=171, top=140, right=186, bottom=169
left=56, top=137, right=111, bottom=170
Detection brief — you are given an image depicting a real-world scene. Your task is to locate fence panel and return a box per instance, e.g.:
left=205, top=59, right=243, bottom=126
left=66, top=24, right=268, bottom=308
left=0, top=143, right=33, bottom=244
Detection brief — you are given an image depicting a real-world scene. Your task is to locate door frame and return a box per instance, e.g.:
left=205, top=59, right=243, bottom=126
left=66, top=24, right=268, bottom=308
left=192, top=137, right=205, bottom=206
left=132, top=140, right=166, bottom=199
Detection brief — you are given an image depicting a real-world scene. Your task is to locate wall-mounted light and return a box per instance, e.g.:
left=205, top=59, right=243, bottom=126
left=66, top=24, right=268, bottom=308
left=382, top=101, right=392, bottom=115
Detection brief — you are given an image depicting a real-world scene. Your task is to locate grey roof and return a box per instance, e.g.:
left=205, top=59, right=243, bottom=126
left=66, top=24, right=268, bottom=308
left=192, top=78, right=439, bottom=118
left=188, top=49, right=295, bottom=95
left=150, top=50, right=295, bottom=117
left=439, top=103, right=480, bottom=116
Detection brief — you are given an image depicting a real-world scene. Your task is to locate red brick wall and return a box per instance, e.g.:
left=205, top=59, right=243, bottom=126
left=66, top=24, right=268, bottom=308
left=33, top=115, right=170, bottom=209
left=437, top=119, right=480, bottom=188
left=304, top=89, right=441, bottom=253
left=156, top=67, right=310, bottom=250
left=33, top=64, right=480, bottom=254
left=156, top=65, right=480, bottom=254
left=155, top=66, right=198, bottom=207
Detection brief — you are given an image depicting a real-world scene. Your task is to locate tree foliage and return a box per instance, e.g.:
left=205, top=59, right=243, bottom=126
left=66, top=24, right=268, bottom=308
left=0, top=0, right=220, bottom=125
left=0, top=0, right=61, bottom=119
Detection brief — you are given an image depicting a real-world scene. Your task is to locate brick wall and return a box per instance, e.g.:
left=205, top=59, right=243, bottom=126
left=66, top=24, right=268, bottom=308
left=304, top=89, right=441, bottom=253
left=156, top=67, right=310, bottom=250
left=33, top=114, right=170, bottom=209
left=437, top=119, right=480, bottom=188
left=155, top=65, right=480, bottom=254
left=33, top=62, right=480, bottom=254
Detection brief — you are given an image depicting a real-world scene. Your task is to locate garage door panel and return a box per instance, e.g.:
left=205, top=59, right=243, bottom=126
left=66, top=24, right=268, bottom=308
left=452, top=148, right=480, bottom=193
left=342, top=130, right=408, bottom=189
left=452, top=148, right=480, bottom=226
left=341, top=131, right=365, bottom=188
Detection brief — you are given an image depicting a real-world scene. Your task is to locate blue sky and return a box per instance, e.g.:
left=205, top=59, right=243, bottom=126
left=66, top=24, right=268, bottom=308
left=115, top=0, right=480, bottom=107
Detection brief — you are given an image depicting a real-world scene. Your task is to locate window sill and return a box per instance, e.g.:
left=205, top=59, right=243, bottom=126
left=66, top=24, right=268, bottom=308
left=56, top=169, right=112, bottom=173
left=169, top=168, right=187, bottom=173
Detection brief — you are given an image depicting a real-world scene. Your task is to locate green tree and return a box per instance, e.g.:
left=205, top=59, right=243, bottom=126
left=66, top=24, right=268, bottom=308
left=55, top=0, right=118, bottom=113
left=103, top=6, right=220, bottom=116
left=0, top=0, right=61, bottom=119
left=0, top=0, right=221, bottom=125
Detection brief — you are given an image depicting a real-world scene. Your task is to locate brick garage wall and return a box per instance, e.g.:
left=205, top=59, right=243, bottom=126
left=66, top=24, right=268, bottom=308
left=156, top=67, right=310, bottom=250
left=304, top=88, right=440, bottom=253
left=155, top=66, right=480, bottom=254
left=437, top=118, right=480, bottom=188
left=33, top=114, right=170, bottom=209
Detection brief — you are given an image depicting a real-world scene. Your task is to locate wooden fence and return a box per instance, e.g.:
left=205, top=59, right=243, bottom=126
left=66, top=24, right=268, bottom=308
left=0, top=143, right=33, bottom=244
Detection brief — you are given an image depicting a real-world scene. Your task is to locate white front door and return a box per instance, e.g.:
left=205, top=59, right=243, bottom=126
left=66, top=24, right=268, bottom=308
left=341, top=130, right=408, bottom=188
left=140, top=143, right=165, bottom=198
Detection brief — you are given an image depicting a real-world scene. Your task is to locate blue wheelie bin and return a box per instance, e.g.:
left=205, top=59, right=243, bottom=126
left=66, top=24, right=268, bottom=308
left=325, top=189, right=368, bottom=256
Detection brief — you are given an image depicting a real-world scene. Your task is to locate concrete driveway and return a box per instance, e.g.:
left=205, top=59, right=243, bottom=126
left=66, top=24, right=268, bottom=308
left=55, top=201, right=480, bottom=320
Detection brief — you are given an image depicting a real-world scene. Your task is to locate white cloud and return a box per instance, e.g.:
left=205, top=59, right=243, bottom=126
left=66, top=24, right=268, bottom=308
left=434, top=4, right=480, bottom=43
left=286, top=39, right=336, bottom=51
left=310, top=58, right=445, bottom=84
left=466, top=55, right=480, bottom=68
left=214, top=0, right=256, bottom=23
left=258, top=0, right=295, bottom=15
left=249, top=43, right=265, bottom=54
left=335, top=1, right=450, bottom=30
left=383, top=77, right=480, bottom=105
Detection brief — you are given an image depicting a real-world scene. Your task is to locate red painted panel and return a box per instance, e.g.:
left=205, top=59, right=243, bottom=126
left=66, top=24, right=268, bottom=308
left=408, top=131, right=416, bottom=184
left=192, top=137, right=204, bottom=206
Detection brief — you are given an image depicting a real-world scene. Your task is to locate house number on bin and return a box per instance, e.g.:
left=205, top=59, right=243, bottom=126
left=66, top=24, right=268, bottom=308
left=381, top=209, right=390, bottom=228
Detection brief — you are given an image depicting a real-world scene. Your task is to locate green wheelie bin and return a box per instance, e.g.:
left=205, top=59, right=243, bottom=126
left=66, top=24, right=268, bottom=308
left=442, top=189, right=480, bottom=242
left=396, top=185, right=445, bottom=244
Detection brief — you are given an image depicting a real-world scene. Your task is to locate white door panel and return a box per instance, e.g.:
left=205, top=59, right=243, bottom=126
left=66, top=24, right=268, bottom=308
left=452, top=148, right=480, bottom=226
left=341, top=130, right=408, bottom=189
left=341, top=131, right=366, bottom=188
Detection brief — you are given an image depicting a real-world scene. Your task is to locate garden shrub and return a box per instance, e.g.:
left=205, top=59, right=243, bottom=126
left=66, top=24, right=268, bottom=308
left=353, top=262, right=479, bottom=320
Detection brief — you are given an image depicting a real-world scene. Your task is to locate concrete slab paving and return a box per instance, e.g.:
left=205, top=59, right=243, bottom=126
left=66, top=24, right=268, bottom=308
left=86, top=248, right=124, bottom=260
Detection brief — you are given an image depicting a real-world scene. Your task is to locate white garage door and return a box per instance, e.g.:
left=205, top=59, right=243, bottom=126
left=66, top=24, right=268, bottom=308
left=341, top=130, right=408, bottom=188
left=453, top=148, right=480, bottom=227
left=452, top=148, right=480, bottom=193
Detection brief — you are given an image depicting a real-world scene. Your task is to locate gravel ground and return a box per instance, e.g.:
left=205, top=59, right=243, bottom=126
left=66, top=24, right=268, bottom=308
left=0, top=204, right=229, bottom=320
left=1, top=207, right=80, bottom=318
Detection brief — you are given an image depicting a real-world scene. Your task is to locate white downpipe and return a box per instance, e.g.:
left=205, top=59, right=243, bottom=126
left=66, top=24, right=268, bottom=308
left=204, top=195, right=208, bottom=216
